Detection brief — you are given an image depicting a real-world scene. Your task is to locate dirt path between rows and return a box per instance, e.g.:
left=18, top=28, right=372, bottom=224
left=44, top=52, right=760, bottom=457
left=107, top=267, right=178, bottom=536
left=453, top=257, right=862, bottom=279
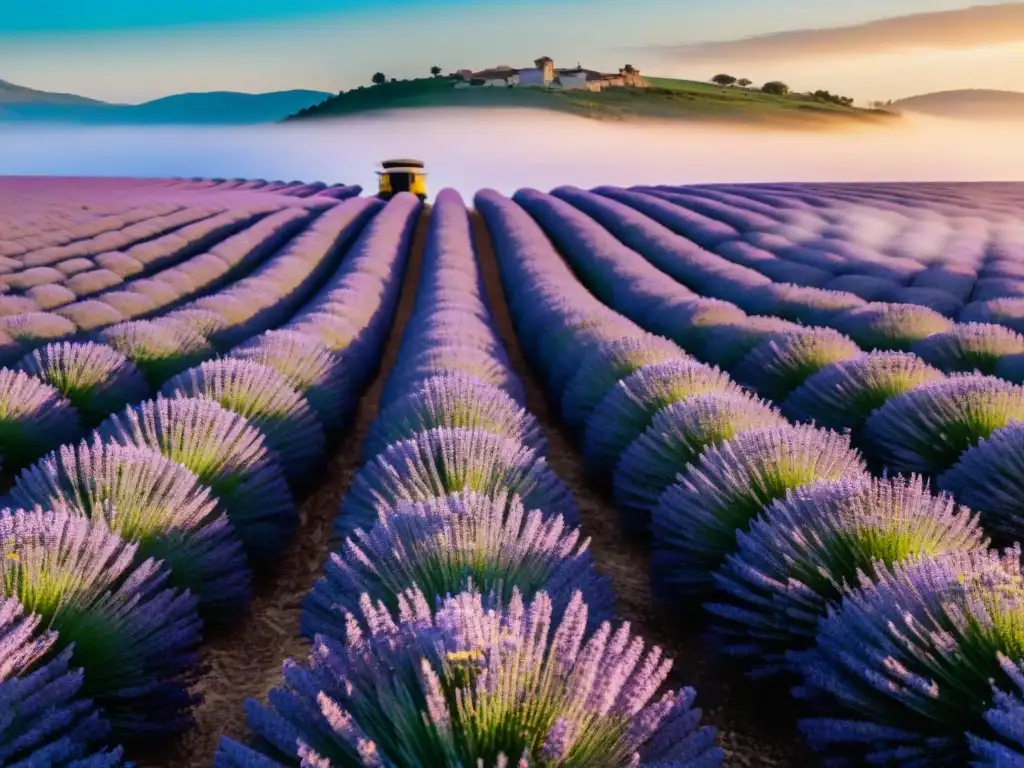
left=470, top=211, right=811, bottom=767
left=156, top=207, right=431, bottom=768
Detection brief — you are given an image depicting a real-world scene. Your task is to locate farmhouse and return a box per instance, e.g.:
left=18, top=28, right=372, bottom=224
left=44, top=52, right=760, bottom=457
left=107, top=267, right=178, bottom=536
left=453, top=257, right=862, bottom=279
left=455, top=57, right=648, bottom=91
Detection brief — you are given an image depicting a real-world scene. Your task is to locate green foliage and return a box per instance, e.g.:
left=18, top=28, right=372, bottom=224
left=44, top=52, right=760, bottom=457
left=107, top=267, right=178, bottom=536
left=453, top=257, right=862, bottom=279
left=372, top=72, right=387, bottom=86
left=762, top=81, right=790, bottom=95
left=712, top=73, right=738, bottom=86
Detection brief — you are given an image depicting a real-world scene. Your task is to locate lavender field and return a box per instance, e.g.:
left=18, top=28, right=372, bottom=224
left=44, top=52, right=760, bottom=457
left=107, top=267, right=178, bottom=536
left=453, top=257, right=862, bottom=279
left=4, top=175, right=1024, bottom=767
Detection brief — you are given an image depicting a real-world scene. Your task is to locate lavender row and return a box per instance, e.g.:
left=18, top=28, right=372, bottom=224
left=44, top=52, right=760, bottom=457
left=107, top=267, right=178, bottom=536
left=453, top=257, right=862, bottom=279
left=0, top=196, right=383, bottom=481
left=602, top=184, right=1024, bottom=333
left=511, top=185, right=1024, bottom=548
left=477, top=187, right=1024, bottom=765
left=515, top=187, right=1024, bottom=505
left=0, top=195, right=422, bottom=763
left=215, top=188, right=723, bottom=768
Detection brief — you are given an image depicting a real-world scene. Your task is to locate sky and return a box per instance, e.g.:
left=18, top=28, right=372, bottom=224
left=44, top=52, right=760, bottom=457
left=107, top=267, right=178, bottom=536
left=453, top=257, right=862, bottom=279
left=0, top=0, right=1022, bottom=104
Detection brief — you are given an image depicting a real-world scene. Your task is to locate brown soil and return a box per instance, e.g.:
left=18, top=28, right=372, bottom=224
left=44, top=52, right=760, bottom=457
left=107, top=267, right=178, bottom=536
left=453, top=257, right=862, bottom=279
left=470, top=211, right=812, bottom=767
left=149, top=207, right=431, bottom=767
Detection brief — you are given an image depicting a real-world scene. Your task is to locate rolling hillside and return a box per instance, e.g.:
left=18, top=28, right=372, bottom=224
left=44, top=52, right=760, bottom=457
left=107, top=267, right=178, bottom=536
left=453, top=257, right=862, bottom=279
left=286, top=75, right=894, bottom=126
left=891, top=89, right=1024, bottom=119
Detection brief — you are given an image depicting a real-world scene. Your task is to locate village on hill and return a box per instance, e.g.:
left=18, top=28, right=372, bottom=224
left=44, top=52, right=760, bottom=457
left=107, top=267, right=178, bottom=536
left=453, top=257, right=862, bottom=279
left=453, top=56, right=649, bottom=92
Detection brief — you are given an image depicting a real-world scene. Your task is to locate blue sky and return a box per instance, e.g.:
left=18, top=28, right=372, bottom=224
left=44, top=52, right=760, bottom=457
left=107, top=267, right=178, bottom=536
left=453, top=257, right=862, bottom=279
left=1, top=0, right=1022, bottom=103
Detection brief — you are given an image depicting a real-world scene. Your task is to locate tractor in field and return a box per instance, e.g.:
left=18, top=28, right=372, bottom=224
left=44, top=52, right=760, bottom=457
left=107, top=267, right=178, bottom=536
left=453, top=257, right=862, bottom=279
left=376, top=159, right=428, bottom=201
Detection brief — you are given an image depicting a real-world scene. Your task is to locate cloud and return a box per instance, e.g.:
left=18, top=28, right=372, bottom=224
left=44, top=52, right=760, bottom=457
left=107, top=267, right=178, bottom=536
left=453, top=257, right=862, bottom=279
left=657, top=3, right=1024, bottom=63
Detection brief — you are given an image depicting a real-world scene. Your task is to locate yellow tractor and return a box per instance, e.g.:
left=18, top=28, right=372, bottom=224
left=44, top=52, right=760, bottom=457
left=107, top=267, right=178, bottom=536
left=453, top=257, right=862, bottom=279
left=376, top=159, right=428, bottom=201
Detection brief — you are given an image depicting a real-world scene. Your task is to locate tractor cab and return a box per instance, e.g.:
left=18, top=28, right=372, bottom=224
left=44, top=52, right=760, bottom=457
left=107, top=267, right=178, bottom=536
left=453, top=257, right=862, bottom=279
left=377, top=159, right=428, bottom=201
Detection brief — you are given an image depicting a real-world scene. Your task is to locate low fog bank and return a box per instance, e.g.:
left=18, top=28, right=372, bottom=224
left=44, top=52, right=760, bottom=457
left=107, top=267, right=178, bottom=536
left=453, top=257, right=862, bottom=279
left=1, top=108, right=1021, bottom=197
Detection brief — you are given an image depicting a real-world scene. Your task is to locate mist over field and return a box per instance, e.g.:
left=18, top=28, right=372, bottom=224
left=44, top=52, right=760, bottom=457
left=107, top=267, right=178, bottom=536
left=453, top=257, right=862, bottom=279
left=2, top=107, right=1022, bottom=196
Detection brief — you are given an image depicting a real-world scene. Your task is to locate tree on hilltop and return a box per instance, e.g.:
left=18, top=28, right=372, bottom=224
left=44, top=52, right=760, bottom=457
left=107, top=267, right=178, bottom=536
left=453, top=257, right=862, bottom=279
left=737, top=78, right=752, bottom=87
left=372, top=72, right=387, bottom=86
left=430, top=66, right=442, bottom=77
left=712, top=74, right=737, bottom=86
left=761, top=81, right=790, bottom=95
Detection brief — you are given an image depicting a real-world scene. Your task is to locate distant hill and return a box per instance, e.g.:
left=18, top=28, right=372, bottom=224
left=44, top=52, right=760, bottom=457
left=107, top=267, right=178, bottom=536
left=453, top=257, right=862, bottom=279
left=0, top=78, right=108, bottom=106
left=0, top=81, right=332, bottom=124
left=287, top=75, right=893, bottom=127
left=890, top=89, right=1024, bottom=120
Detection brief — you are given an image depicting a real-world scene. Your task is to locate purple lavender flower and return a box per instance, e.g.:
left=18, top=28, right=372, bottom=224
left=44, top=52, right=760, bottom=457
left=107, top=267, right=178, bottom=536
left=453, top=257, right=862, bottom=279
left=160, top=359, right=326, bottom=481
left=794, top=547, right=1024, bottom=765
left=862, top=373, right=1024, bottom=476
left=969, top=654, right=1024, bottom=765
left=230, top=330, right=349, bottom=429
left=651, top=425, right=867, bottom=597
left=304, top=490, right=613, bottom=639
left=339, top=427, right=578, bottom=536
left=0, top=368, right=84, bottom=468
left=16, top=341, right=149, bottom=426
left=613, top=393, right=787, bottom=533
left=95, top=396, right=296, bottom=561
left=782, top=351, right=946, bottom=432
left=0, top=508, right=202, bottom=737
left=364, top=374, right=547, bottom=462
left=561, top=335, right=688, bottom=433
left=10, top=436, right=251, bottom=613
left=95, top=319, right=215, bottom=388
left=910, top=322, right=1024, bottom=375
left=581, top=360, right=745, bottom=478
left=832, top=302, right=953, bottom=351
left=216, top=589, right=723, bottom=767
left=733, top=327, right=863, bottom=403
left=0, top=598, right=123, bottom=766
left=707, top=475, right=986, bottom=678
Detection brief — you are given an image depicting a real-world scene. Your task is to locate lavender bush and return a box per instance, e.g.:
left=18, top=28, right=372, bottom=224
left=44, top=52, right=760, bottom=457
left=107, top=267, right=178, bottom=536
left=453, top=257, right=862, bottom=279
left=0, top=508, right=202, bottom=736
left=613, top=393, right=786, bottom=533
left=216, top=589, right=724, bottom=767
left=832, top=302, right=953, bottom=351
left=16, top=341, right=149, bottom=426
left=161, top=359, right=326, bottom=481
left=303, top=490, right=613, bottom=639
left=95, top=320, right=214, bottom=388
left=364, top=374, right=546, bottom=462
left=794, top=547, right=1024, bottom=765
left=10, top=437, right=250, bottom=612
left=560, top=335, right=687, bottom=432
left=581, top=360, right=744, bottom=477
left=230, top=330, right=349, bottom=429
left=969, top=654, right=1024, bottom=765
left=910, top=322, right=1024, bottom=375
left=938, top=422, right=1024, bottom=543
left=733, top=327, right=863, bottom=403
left=95, top=397, right=296, bottom=561
left=339, top=427, right=578, bottom=536
left=862, top=374, right=1024, bottom=475
left=382, top=345, right=526, bottom=409
left=693, top=314, right=800, bottom=372
left=0, top=368, right=83, bottom=468
left=0, top=597, right=123, bottom=766
left=782, top=351, right=946, bottom=433
left=650, top=425, right=867, bottom=596
left=707, top=475, right=986, bottom=677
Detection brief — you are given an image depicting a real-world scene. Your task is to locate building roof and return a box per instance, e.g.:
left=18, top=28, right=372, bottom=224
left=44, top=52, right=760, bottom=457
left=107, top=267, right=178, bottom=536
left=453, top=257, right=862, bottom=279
left=471, top=67, right=519, bottom=79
